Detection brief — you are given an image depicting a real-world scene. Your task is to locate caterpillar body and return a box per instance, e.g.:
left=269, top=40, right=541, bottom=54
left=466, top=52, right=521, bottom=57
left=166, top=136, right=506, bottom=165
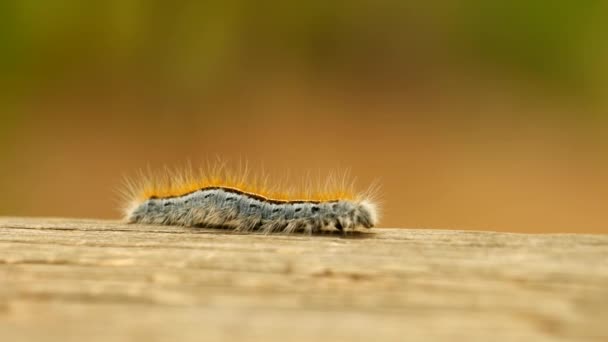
left=121, top=166, right=379, bottom=234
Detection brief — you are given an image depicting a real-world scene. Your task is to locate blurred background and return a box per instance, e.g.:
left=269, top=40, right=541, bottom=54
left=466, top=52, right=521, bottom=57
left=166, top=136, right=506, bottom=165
left=1, top=1, right=607, bottom=233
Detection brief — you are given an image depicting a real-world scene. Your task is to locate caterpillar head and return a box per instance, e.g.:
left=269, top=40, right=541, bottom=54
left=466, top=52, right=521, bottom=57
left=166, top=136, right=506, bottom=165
left=356, top=200, right=379, bottom=228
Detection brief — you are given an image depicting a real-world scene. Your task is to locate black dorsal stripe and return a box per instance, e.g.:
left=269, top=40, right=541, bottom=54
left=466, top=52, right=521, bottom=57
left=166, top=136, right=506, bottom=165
left=148, top=186, right=342, bottom=205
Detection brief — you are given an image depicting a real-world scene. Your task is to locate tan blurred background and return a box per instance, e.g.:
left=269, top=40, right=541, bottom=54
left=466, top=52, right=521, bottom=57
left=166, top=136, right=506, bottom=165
left=1, top=1, right=607, bottom=233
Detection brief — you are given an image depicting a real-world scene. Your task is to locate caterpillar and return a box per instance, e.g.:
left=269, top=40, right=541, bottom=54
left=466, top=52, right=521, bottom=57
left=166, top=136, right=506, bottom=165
left=120, top=164, right=380, bottom=234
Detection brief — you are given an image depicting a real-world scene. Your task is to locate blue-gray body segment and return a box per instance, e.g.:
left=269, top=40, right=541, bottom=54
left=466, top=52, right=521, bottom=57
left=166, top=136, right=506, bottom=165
left=127, top=188, right=376, bottom=233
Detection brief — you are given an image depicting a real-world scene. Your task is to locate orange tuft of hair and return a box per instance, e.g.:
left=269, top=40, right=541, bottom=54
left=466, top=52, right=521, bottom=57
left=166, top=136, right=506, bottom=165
left=119, top=162, right=370, bottom=205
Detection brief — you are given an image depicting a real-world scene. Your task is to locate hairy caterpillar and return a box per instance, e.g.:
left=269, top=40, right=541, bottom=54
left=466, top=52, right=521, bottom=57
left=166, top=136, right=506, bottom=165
left=121, top=164, right=380, bottom=234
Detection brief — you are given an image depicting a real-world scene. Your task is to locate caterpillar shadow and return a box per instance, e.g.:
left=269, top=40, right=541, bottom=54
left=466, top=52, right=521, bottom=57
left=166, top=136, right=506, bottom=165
left=187, top=224, right=377, bottom=239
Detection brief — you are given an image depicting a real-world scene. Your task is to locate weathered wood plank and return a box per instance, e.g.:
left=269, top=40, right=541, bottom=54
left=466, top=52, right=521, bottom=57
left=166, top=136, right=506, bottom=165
left=1, top=217, right=607, bottom=341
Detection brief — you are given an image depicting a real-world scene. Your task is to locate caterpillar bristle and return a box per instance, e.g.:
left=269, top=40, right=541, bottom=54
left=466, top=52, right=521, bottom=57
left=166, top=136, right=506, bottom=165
left=120, top=163, right=380, bottom=234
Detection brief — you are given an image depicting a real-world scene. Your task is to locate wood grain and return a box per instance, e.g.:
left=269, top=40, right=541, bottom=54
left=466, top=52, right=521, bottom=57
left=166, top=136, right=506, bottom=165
left=1, top=217, right=607, bottom=341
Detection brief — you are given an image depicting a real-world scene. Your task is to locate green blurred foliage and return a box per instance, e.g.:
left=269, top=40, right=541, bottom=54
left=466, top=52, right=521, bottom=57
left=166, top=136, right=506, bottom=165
left=0, top=1, right=606, bottom=98
left=460, top=0, right=607, bottom=91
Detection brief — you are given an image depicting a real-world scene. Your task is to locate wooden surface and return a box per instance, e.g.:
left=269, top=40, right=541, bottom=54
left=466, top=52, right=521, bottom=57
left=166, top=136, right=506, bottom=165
left=1, top=217, right=607, bottom=341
